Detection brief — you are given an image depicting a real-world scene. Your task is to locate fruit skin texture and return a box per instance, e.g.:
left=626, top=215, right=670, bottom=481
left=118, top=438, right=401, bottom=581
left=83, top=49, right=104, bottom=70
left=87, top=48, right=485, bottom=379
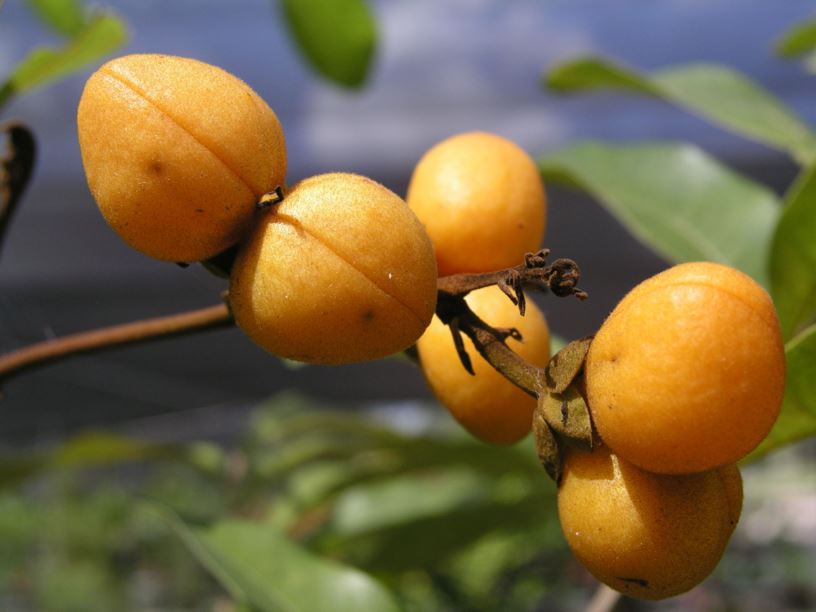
left=557, top=445, right=742, bottom=601
left=229, top=173, right=437, bottom=365
left=416, top=287, right=550, bottom=445
left=406, top=132, right=546, bottom=276
left=78, top=54, right=287, bottom=262
left=585, top=262, right=786, bottom=474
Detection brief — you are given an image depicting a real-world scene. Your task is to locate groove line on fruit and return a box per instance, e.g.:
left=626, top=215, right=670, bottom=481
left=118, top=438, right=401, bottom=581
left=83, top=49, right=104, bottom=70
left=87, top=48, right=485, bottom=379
left=618, top=279, right=780, bottom=332
left=276, top=212, right=427, bottom=328
left=100, top=68, right=261, bottom=199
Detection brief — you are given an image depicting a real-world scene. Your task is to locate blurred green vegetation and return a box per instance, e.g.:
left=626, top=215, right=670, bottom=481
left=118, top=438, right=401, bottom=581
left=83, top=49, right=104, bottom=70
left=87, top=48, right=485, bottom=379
left=0, top=394, right=812, bottom=611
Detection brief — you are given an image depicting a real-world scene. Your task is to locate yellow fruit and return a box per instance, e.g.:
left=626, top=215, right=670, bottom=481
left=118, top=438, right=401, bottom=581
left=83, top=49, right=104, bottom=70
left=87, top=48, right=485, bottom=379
left=406, top=132, right=546, bottom=276
left=585, top=262, right=785, bottom=474
left=229, top=173, right=437, bottom=364
left=558, top=445, right=740, bottom=601
left=416, top=287, right=550, bottom=444
left=78, top=54, right=286, bottom=262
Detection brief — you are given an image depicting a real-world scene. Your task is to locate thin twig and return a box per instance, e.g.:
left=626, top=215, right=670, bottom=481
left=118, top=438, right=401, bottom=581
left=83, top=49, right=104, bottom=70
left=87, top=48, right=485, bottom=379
left=455, top=304, right=543, bottom=397
left=0, top=303, right=232, bottom=388
left=432, top=250, right=587, bottom=398
left=436, top=249, right=587, bottom=303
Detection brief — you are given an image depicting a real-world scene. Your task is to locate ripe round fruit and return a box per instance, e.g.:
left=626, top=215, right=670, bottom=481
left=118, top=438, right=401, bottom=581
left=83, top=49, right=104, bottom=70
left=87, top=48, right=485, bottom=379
left=585, top=262, right=786, bottom=474
left=78, top=54, right=287, bottom=262
left=416, top=287, right=550, bottom=445
left=406, top=132, right=546, bottom=276
left=557, top=445, right=741, bottom=600
left=229, top=173, right=437, bottom=365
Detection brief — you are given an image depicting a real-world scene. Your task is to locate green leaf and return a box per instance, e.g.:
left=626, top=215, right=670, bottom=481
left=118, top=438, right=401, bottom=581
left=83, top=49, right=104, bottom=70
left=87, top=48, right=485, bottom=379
left=330, top=470, right=490, bottom=537
left=321, top=472, right=555, bottom=572
left=770, top=164, right=816, bottom=339
left=25, top=0, right=87, bottom=37
left=0, top=14, right=126, bottom=107
left=546, top=57, right=657, bottom=95
left=162, top=509, right=400, bottom=612
left=775, top=19, right=816, bottom=57
left=250, top=409, right=538, bottom=479
left=0, top=432, right=224, bottom=488
left=545, top=57, right=816, bottom=164
left=749, top=325, right=816, bottom=459
left=279, top=0, right=376, bottom=88
left=539, top=141, right=780, bottom=285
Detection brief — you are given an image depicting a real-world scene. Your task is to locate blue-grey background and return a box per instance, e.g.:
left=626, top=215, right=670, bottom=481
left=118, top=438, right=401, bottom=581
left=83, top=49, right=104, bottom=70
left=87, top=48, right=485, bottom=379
left=0, top=0, right=811, bottom=440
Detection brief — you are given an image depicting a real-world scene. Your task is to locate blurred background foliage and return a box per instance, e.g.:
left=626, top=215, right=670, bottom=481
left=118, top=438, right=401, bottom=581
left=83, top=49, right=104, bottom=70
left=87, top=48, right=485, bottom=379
left=0, top=396, right=814, bottom=611
left=1, top=0, right=816, bottom=610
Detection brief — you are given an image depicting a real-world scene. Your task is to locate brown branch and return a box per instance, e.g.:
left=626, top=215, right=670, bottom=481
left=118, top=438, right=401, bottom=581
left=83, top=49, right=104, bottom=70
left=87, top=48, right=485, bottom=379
left=0, top=303, right=232, bottom=388
left=437, top=249, right=588, bottom=303
left=0, top=247, right=586, bottom=400
left=436, top=249, right=587, bottom=397
left=431, top=250, right=588, bottom=398
left=456, top=305, right=543, bottom=397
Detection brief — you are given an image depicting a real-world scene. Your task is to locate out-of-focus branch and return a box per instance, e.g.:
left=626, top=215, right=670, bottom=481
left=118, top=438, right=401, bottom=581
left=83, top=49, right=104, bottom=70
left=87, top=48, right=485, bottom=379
left=0, top=303, right=232, bottom=391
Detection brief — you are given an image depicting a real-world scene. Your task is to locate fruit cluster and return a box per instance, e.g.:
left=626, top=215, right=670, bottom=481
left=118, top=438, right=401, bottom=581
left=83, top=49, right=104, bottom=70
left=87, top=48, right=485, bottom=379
left=77, top=54, right=786, bottom=603
left=403, top=128, right=785, bottom=599
left=77, top=54, right=437, bottom=364
left=553, top=261, right=785, bottom=600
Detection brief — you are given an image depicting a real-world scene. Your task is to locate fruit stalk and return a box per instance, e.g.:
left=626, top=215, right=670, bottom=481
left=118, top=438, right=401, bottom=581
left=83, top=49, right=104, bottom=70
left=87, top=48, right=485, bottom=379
left=434, top=250, right=587, bottom=397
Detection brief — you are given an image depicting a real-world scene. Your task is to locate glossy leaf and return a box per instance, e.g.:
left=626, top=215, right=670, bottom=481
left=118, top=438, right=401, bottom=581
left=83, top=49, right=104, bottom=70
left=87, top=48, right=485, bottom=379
left=775, top=19, right=816, bottom=57
left=770, top=164, right=816, bottom=338
left=279, top=0, right=376, bottom=88
left=25, top=0, right=87, bottom=37
left=539, top=141, right=780, bottom=285
left=0, top=14, right=126, bottom=107
left=749, top=325, right=816, bottom=459
left=546, top=57, right=816, bottom=164
left=164, top=510, right=400, bottom=612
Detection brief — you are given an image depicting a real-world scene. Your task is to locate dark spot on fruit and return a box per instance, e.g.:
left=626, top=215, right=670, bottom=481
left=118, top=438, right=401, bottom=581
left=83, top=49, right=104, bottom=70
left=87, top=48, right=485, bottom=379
left=148, top=160, right=163, bottom=175
left=195, top=208, right=204, bottom=213
left=618, top=576, right=649, bottom=587
left=362, top=310, right=375, bottom=322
